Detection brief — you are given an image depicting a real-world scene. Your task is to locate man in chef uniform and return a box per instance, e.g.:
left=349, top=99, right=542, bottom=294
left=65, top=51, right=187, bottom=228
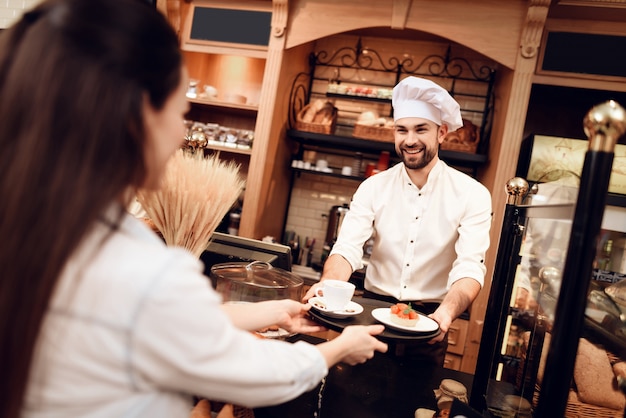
left=305, top=76, right=493, bottom=365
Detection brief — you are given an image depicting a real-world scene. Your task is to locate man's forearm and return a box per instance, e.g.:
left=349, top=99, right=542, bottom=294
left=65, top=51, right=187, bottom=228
left=321, top=254, right=353, bottom=281
left=438, top=277, right=481, bottom=320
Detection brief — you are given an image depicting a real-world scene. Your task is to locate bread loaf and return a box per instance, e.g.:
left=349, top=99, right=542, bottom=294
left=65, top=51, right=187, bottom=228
left=299, top=99, right=336, bottom=126
left=312, top=102, right=335, bottom=124
left=573, top=338, right=625, bottom=410
left=301, top=99, right=325, bottom=123
left=613, top=361, right=626, bottom=379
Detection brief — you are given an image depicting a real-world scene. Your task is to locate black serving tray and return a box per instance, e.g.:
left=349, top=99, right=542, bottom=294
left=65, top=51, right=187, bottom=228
left=308, top=296, right=440, bottom=342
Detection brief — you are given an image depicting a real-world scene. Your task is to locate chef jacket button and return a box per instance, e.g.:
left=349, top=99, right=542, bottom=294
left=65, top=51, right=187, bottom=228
left=406, top=263, right=409, bottom=267
left=415, top=216, right=418, bottom=220
left=410, top=240, right=414, bottom=243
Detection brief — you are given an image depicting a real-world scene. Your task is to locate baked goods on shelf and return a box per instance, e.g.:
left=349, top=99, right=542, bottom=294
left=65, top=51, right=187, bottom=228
left=441, top=119, right=480, bottom=153
left=327, top=82, right=393, bottom=99
left=353, top=110, right=395, bottom=142
left=390, top=303, right=419, bottom=327
left=296, top=99, right=338, bottom=134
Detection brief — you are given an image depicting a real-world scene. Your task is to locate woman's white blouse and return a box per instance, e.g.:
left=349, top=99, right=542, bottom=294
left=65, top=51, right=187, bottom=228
left=23, top=208, right=326, bottom=418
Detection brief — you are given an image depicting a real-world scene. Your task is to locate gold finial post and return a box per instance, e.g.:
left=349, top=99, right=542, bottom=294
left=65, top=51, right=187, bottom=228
left=537, top=100, right=626, bottom=418
left=505, top=177, right=529, bottom=205
left=583, top=99, right=626, bottom=153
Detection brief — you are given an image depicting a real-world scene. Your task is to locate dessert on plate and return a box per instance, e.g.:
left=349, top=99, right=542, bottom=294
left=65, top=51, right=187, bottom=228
left=389, top=303, right=419, bottom=327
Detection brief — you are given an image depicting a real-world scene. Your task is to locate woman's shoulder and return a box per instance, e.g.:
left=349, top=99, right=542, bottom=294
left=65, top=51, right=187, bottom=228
left=54, top=214, right=210, bottom=314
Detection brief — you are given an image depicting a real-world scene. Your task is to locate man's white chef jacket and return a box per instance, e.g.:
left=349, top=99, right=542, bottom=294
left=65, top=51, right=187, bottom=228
left=23, top=207, right=326, bottom=418
left=330, top=160, right=492, bottom=302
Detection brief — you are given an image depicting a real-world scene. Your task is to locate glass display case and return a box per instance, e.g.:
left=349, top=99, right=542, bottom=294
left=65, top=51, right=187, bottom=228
left=471, top=180, right=626, bottom=417
left=470, top=101, right=626, bottom=417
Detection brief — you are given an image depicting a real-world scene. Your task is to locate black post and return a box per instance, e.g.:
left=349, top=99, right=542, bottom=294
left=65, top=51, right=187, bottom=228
left=470, top=178, right=529, bottom=411
left=535, top=101, right=626, bottom=417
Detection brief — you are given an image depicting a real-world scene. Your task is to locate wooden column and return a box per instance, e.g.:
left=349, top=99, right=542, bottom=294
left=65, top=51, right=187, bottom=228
left=461, top=0, right=551, bottom=374
left=239, top=0, right=289, bottom=239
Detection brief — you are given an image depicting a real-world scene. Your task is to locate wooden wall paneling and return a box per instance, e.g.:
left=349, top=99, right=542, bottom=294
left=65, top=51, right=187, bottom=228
left=390, top=0, right=412, bottom=30
left=239, top=0, right=300, bottom=240
left=285, top=0, right=527, bottom=70
left=156, top=0, right=182, bottom=36
left=182, top=51, right=266, bottom=105
left=461, top=0, right=551, bottom=374
left=447, top=318, right=469, bottom=356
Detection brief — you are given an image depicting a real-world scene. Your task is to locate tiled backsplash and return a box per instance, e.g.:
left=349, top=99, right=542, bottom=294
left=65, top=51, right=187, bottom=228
left=284, top=151, right=361, bottom=266
left=0, top=0, right=42, bottom=29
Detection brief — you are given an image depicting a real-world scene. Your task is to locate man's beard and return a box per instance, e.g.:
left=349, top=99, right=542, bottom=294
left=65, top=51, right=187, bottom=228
left=398, top=145, right=436, bottom=170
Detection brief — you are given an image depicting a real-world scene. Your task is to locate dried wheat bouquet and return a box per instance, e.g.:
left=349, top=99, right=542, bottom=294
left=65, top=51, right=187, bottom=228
left=137, top=149, right=245, bottom=258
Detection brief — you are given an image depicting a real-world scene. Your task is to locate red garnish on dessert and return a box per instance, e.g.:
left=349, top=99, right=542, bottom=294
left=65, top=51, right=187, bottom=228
left=389, top=303, right=419, bottom=326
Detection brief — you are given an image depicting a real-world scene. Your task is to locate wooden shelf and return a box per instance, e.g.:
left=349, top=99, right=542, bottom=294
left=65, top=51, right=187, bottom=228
left=287, top=128, right=488, bottom=170
left=292, top=167, right=363, bottom=182
left=326, top=92, right=391, bottom=104
left=187, top=97, right=258, bottom=113
left=204, top=142, right=253, bottom=156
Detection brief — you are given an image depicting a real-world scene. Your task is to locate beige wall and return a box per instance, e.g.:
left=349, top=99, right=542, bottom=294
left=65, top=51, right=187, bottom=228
left=0, top=0, right=43, bottom=29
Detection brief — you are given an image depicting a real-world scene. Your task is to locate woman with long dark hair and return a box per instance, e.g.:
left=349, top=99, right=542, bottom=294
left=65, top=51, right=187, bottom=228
left=0, top=1, right=387, bottom=416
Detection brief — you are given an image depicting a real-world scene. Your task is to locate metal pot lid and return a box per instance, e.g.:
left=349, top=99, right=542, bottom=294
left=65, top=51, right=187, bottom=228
left=210, top=261, right=303, bottom=289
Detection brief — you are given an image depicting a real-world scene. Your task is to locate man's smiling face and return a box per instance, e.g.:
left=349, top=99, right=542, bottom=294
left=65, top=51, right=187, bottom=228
left=394, top=117, right=448, bottom=170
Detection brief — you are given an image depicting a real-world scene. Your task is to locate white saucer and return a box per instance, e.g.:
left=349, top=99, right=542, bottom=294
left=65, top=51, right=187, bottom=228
left=371, top=308, right=439, bottom=333
left=309, top=297, right=364, bottom=318
left=255, top=327, right=292, bottom=339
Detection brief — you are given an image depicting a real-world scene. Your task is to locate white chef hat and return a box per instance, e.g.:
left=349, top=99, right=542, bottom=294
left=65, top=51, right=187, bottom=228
left=392, top=76, right=463, bottom=131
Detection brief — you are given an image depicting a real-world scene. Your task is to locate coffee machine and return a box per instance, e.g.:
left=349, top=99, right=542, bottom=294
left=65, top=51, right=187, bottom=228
left=325, top=204, right=350, bottom=247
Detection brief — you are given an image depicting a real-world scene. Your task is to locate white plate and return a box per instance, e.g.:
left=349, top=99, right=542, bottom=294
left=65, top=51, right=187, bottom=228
left=371, top=308, right=439, bottom=333
left=309, top=297, right=364, bottom=318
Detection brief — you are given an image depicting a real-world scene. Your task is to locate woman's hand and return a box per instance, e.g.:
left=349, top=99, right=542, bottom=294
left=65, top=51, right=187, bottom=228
left=317, top=324, right=387, bottom=366
left=272, top=299, right=326, bottom=334
left=221, top=299, right=326, bottom=334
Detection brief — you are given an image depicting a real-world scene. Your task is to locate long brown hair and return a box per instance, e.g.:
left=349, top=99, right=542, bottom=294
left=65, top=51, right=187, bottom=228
left=0, top=0, right=182, bottom=416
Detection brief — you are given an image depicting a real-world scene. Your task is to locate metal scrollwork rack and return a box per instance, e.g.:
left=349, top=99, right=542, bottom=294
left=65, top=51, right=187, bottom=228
left=287, top=38, right=497, bottom=170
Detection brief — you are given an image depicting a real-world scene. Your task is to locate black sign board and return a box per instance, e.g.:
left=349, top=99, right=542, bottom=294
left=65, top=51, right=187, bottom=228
left=190, top=7, right=271, bottom=47
left=541, top=32, right=626, bottom=78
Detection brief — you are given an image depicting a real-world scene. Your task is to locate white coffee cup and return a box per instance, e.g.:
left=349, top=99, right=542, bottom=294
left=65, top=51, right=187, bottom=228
left=315, top=280, right=355, bottom=311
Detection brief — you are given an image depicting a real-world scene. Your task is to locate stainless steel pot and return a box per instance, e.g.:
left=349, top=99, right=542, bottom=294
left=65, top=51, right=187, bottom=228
left=211, top=261, right=304, bottom=303
left=326, top=203, right=350, bottom=246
